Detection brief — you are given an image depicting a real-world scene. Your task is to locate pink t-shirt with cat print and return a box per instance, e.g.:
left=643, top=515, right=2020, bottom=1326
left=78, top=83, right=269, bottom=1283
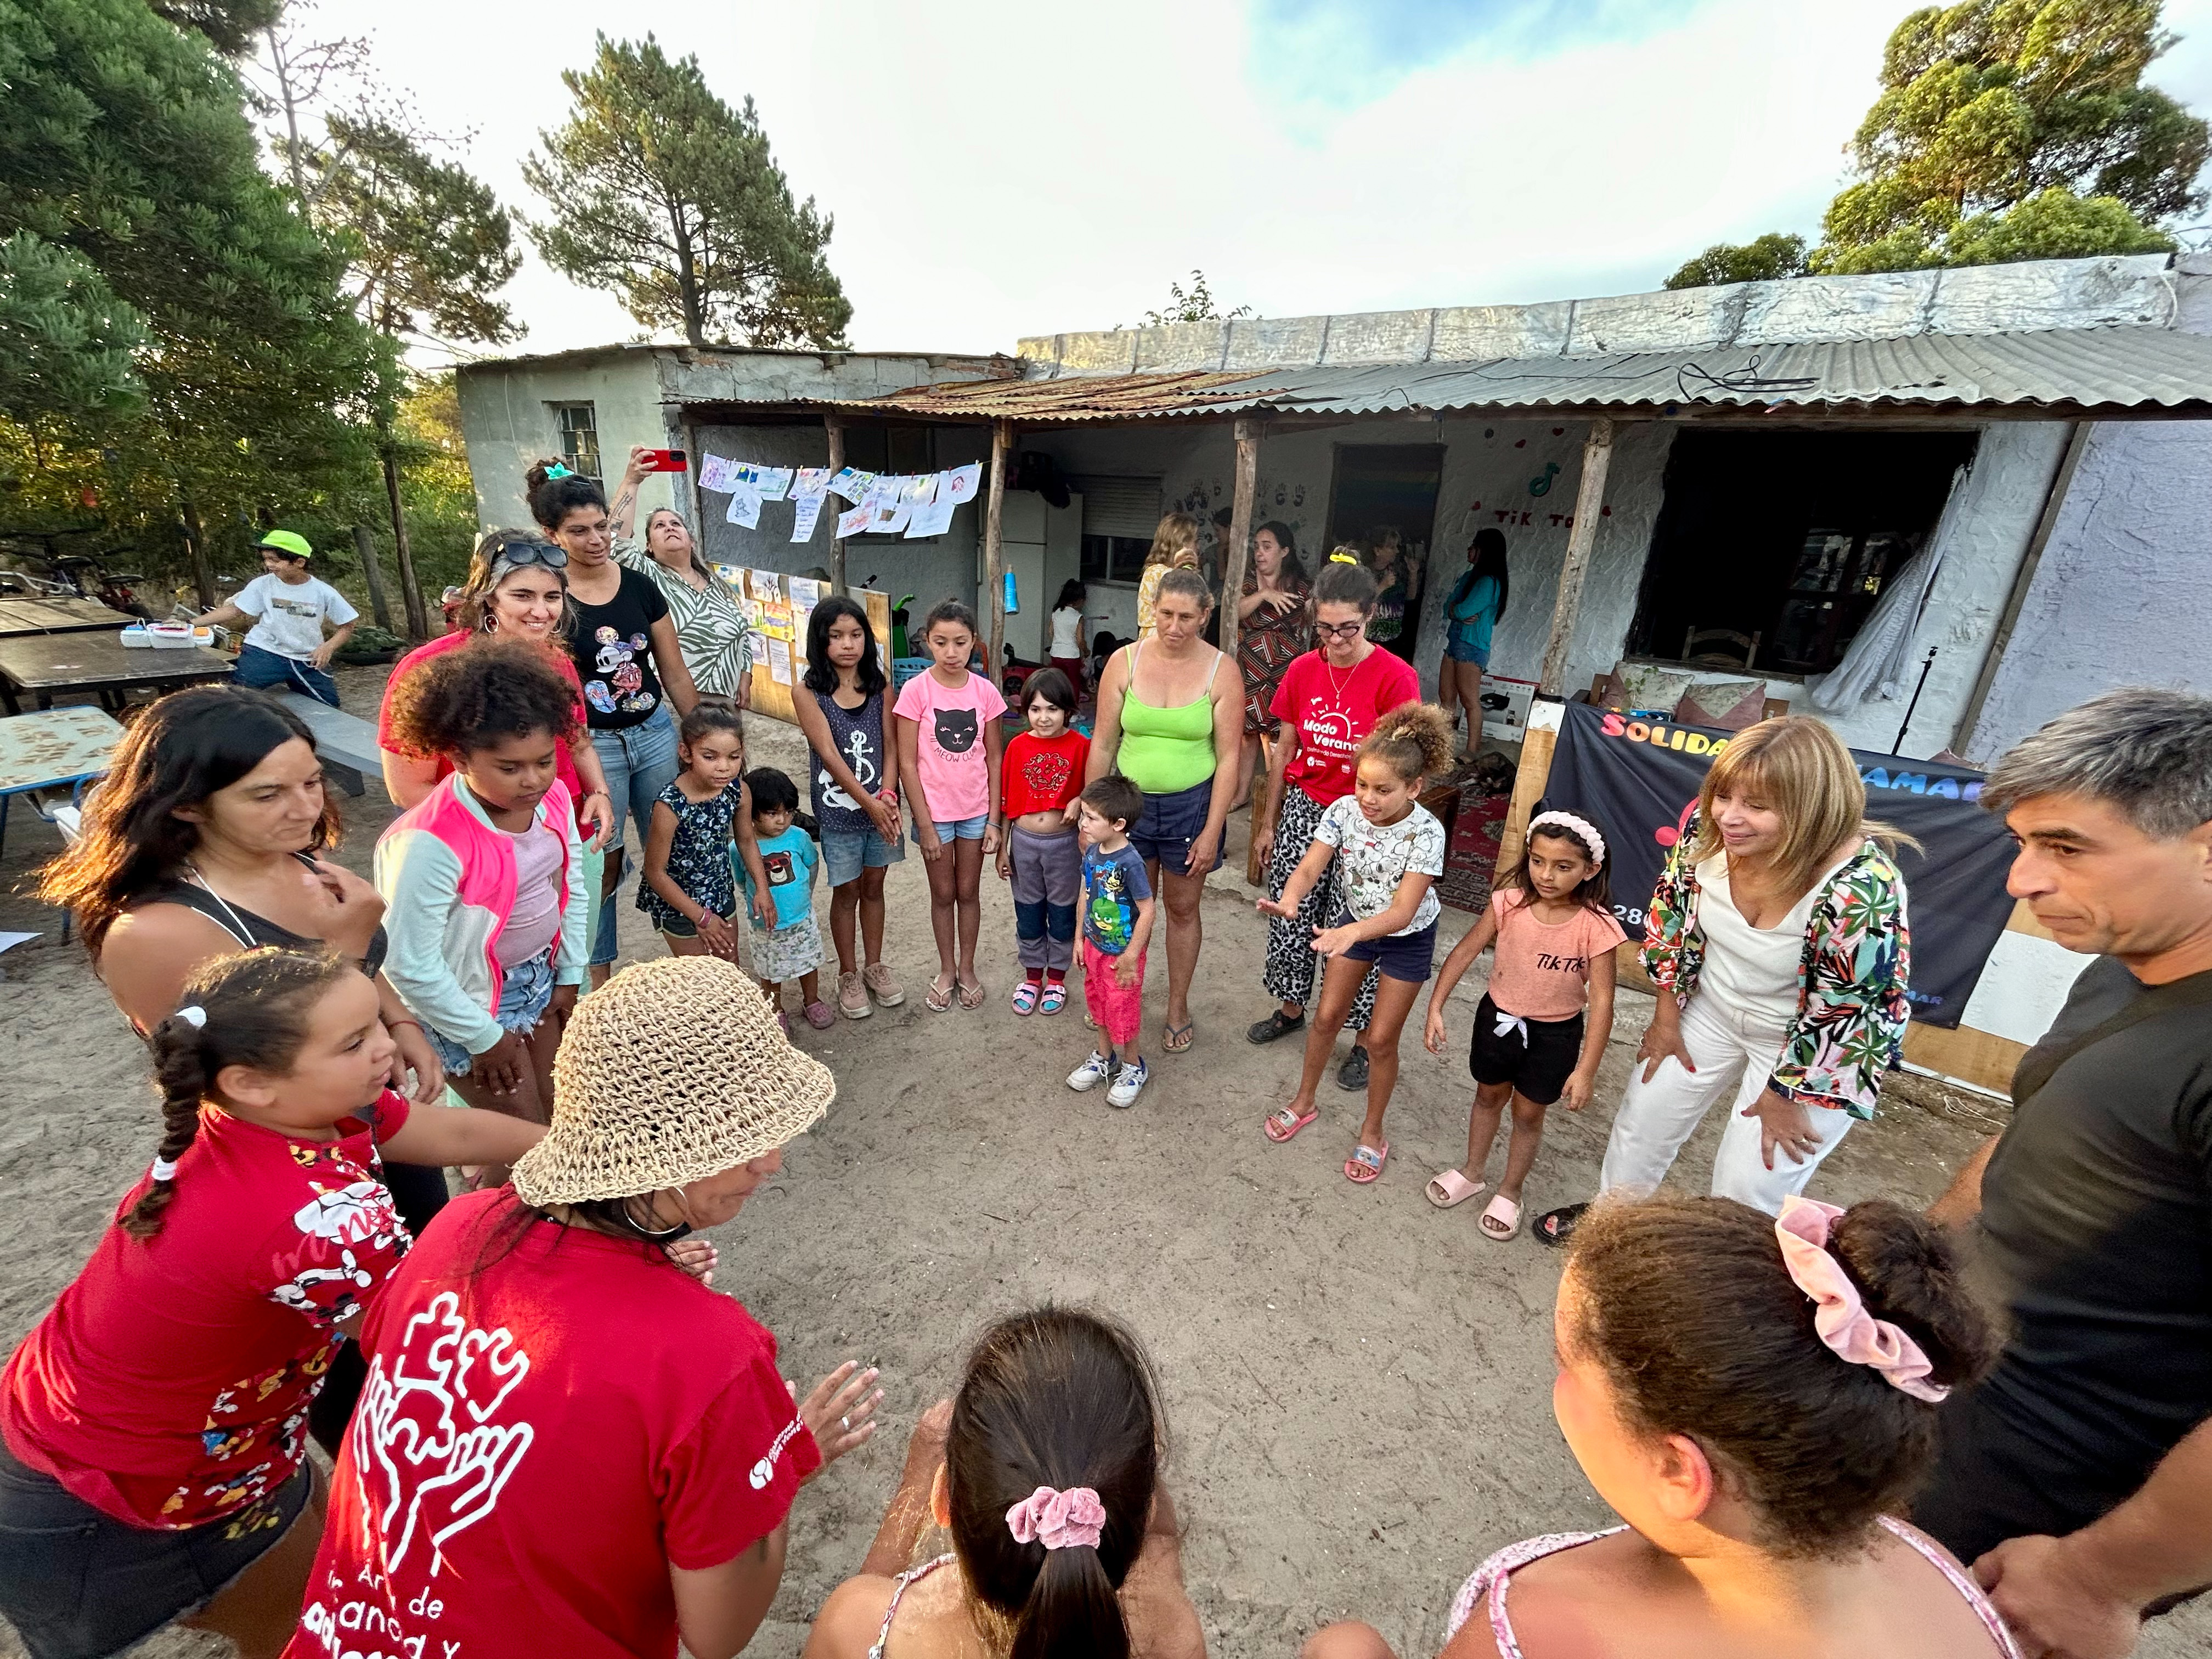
left=1485, top=888, right=1628, bottom=1022
left=894, top=669, right=1006, bottom=822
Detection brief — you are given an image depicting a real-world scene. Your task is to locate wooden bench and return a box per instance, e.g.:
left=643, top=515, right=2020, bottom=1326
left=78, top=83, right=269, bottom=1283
left=274, top=690, right=380, bottom=798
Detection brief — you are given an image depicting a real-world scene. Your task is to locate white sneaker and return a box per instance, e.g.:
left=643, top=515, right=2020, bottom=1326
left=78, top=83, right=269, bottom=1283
left=1066, top=1051, right=1113, bottom=1092
left=1106, top=1058, right=1149, bottom=1109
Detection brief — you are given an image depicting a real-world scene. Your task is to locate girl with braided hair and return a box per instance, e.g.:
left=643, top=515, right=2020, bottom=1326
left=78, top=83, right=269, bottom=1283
left=0, top=950, right=541, bottom=1659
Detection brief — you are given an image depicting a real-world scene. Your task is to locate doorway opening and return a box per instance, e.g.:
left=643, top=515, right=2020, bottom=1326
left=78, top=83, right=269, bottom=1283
left=1325, top=444, right=1444, bottom=659
left=1628, top=430, right=1977, bottom=677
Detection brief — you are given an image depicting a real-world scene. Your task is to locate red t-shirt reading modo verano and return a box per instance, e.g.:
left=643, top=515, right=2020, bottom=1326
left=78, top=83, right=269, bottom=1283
left=288, top=1188, right=821, bottom=1659
left=0, top=1094, right=414, bottom=1530
left=1269, top=647, right=1421, bottom=807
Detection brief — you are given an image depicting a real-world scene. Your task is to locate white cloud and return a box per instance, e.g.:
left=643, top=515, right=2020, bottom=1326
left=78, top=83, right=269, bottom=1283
left=319, top=0, right=2212, bottom=360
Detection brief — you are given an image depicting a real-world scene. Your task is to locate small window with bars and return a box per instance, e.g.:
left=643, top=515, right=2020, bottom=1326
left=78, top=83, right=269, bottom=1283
left=553, top=403, right=601, bottom=480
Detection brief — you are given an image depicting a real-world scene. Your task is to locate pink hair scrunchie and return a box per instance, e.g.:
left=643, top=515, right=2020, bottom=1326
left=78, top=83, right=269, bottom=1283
left=1005, top=1485, right=1107, bottom=1551
left=1774, top=1196, right=1949, bottom=1403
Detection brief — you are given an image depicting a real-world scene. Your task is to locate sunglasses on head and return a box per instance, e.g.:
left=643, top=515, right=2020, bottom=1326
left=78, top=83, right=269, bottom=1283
left=495, top=539, right=568, bottom=571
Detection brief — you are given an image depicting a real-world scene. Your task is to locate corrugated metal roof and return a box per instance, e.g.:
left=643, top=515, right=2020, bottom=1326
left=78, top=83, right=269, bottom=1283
left=785, top=325, right=2212, bottom=424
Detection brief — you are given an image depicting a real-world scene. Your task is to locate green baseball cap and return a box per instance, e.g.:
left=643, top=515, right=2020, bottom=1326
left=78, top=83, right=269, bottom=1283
left=255, top=529, right=313, bottom=561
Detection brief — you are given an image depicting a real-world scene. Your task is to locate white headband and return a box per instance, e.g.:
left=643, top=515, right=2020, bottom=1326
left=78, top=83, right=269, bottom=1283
left=1527, top=810, right=1607, bottom=867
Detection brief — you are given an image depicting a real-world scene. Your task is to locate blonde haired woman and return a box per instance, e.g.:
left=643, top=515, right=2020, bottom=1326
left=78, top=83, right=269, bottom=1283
left=1536, top=716, right=1913, bottom=1242
left=1135, top=513, right=1201, bottom=639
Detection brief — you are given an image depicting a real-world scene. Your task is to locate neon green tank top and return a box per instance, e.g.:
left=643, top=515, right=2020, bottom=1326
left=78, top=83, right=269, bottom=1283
left=1116, top=642, right=1219, bottom=795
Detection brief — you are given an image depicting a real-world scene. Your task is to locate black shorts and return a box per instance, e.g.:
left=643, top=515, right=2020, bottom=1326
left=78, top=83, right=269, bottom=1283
left=0, top=1438, right=312, bottom=1659
left=1467, top=991, right=1585, bottom=1107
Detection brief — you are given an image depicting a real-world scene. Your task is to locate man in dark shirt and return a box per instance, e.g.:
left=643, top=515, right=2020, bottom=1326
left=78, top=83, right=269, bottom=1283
left=1921, top=687, right=2212, bottom=1659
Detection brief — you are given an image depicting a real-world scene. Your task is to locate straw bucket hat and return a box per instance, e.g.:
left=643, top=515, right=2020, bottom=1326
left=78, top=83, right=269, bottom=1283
left=511, top=956, right=835, bottom=1207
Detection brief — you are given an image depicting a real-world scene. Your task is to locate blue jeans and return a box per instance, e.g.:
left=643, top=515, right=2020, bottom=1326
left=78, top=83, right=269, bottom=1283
left=589, top=706, right=682, bottom=967
left=911, top=812, right=989, bottom=848
left=231, top=641, right=338, bottom=707
left=427, top=948, right=557, bottom=1076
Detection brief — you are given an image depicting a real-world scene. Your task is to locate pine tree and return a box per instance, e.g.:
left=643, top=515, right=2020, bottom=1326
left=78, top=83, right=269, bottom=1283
left=525, top=34, right=850, bottom=349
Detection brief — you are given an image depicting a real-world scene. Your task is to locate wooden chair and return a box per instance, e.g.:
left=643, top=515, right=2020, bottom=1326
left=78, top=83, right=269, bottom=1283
left=1681, top=627, right=1759, bottom=669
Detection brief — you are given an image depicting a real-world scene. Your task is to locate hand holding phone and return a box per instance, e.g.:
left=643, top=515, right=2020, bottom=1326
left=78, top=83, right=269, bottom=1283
left=641, top=449, right=689, bottom=472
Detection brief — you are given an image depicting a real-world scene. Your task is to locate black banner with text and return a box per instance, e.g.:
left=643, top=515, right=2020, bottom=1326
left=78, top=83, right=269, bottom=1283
left=1540, top=702, right=2016, bottom=1028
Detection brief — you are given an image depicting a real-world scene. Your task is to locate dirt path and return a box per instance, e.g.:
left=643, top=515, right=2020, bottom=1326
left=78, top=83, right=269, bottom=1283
left=0, top=675, right=2198, bottom=1658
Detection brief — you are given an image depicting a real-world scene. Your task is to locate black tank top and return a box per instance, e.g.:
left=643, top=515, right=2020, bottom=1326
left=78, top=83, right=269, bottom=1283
left=138, top=856, right=390, bottom=977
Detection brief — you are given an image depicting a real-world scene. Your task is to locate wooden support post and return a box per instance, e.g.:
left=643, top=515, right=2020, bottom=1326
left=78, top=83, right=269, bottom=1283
left=1536, top=416, right=1615, bottom=697
left=350, top=524, right=394, bottom=632
left=983, top=420, right=1012, bottom=674
left=680, top=417, right=709, bottom=575
left=1222, top=416, right=1261, bottom=640
left=1494, top=701, right=1562, bottom=883
left=825, top=414, right=846, bottom=594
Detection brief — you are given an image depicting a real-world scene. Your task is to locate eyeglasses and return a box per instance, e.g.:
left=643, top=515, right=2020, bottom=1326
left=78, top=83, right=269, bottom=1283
left=1314, top=619, right=1367, bottom=640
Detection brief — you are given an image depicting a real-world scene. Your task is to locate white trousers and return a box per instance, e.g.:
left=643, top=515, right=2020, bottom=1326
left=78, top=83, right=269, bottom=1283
left=1595, top=993, right=1857, bottom=1215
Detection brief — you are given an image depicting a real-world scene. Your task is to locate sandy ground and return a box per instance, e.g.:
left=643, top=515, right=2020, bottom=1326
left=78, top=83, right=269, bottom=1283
left=0, top=667, right=2200, bottom=1659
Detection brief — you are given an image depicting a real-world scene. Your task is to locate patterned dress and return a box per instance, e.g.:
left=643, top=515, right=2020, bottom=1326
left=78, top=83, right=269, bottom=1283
left=1236, top=572, right=1311, bottom=735
left=635, top=780, right=741, bottom=931
left=1642, top=810, right=1912, bottom=1119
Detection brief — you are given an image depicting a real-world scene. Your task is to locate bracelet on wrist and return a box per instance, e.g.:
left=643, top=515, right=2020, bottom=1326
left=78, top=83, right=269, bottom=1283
left=387, top=1018, right=423, bottom=1034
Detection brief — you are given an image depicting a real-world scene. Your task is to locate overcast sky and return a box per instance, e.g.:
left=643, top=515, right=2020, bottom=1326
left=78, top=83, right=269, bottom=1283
left=298, top=0, right=2212, bottom=361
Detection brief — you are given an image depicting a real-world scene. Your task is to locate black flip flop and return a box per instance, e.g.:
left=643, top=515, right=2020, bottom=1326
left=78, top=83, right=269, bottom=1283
left=1533, top=1203, right=1589, bottom=1249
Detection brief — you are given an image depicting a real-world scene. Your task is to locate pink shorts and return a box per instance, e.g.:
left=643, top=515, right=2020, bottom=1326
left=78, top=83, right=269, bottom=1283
left=1081, top=936, right=1144, bottom=1046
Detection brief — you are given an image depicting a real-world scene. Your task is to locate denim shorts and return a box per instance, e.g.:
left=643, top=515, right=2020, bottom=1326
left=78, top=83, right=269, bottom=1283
left=822, top=823, right=905, bottom=887
left=1445, top=637, right=1491, bottom=667
left=1339, top=912, right=1439, bottom=984
left=912, top=813, right=989, bottom=848
left=428, top=947, right=556, bottom=1076
left=0, top=1438, right=311, bottom=1659
left=1129, top=779, right=1222, bottom=878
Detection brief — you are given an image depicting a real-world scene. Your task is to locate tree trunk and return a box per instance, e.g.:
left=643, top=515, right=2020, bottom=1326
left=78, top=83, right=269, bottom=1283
left=380, top=446, right=431, bottom=639
left=351, top=523, right=394, bottom=632
left=178, top=494, right=215, bottom=612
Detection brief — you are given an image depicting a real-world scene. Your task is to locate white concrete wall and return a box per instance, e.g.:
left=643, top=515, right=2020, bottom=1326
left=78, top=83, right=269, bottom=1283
left=1026, top=416, right=1679, bottom=698
left=1022, top=414, right=2072, bottom=765
left=1966, top=418, right=2212, bottom=763
left=454, top=352, right=678, bottom=532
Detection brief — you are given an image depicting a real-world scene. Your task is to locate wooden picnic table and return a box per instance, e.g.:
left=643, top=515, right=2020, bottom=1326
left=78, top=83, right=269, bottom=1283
left=0, top=597, right=134, bottom=638
left=0, top=704, right=123, bottom=857
left=0, top=634, right=233, bottom=716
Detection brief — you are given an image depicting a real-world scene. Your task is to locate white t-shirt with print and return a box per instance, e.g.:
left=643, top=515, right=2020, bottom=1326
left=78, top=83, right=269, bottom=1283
left=1313, top=794, right=1446, bottom=936
left=235, top=572, right=357, bottom=661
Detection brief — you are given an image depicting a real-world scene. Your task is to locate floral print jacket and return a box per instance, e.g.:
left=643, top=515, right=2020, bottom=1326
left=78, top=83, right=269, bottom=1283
left=1641, top=813, right=1911, bottom=1119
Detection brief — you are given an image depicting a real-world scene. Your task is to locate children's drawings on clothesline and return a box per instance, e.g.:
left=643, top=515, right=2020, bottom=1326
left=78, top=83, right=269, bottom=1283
left=699, top=454, right=980, bottom=540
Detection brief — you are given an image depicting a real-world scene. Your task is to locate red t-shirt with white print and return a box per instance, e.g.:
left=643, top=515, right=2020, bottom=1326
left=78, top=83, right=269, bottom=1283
left=0, top=1093, right=414, bottom=1529
left=288, top=1188, right=821, bottom=1659
left=1269, top=647, right=1421, bottom=806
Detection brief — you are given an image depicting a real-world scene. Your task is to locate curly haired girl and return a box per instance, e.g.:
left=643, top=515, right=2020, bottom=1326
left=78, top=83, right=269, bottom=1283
left=377, top=639, right=590, bottom=1133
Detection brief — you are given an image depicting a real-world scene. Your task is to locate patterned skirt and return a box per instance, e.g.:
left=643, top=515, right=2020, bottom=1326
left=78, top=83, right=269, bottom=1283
left=1260, top=785, right=1379, bottom=1031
